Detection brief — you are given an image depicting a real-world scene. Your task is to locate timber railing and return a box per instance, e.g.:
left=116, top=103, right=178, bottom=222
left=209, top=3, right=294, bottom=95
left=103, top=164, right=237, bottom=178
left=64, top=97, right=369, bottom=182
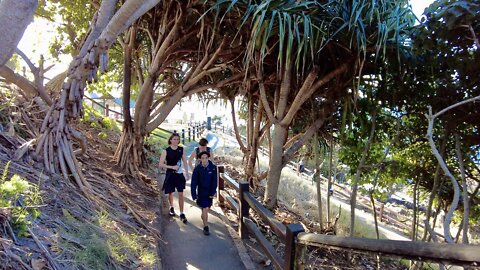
left=216, top=165, right=480, bottom=270
left=84, top=96, right=206, bottom=143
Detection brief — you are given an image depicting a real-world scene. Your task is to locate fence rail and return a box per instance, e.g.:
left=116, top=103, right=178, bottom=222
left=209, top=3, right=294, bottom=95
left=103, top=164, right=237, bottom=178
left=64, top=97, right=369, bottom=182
left=217, top=165, right=480, bottom=270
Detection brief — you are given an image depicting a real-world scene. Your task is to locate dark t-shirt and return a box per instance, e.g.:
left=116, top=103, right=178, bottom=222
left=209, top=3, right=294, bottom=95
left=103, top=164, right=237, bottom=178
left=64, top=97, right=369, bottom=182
left=195, top=146, right=211, bottom=159
left=165, top=146, right=183, bottom=173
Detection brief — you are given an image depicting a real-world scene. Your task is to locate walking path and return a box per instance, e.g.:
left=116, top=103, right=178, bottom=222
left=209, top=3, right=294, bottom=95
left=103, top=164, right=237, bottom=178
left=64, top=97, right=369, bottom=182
left=159, top=132, right=253, bottom=270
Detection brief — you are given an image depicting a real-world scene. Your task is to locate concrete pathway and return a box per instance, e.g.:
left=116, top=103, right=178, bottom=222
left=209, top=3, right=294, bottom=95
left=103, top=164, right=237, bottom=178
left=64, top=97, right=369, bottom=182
left=160, top=132, right=250, bottom=270
left=161, top=189, right=246, bottom=270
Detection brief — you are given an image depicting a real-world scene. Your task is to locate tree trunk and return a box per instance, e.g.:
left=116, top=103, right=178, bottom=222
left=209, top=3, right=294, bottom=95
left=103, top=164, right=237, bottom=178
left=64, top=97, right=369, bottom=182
left=350, top=112, right=376, bottom=237
left=0, top=0, right=37, bottom=67
left=229, top=97, right=247, bottom=153
left=314, top=133, right=323, bottom=229
left=245, top=99, right=264, bottom=182
left=264, top=124, right=288, bottom=209
left=411, top=178, right=420, bottom=241
left=422, top=131, right=448, bottom=241
left=327, top=135, right=333, bottom=223
left=114, top=125, right=146, bottom=175
left=455, top=134, right=469, bottom=244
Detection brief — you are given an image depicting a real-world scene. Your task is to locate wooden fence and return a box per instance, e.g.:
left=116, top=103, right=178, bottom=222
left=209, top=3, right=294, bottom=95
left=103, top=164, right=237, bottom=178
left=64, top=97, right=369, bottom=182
left=216, top=165, right=480, bottom=270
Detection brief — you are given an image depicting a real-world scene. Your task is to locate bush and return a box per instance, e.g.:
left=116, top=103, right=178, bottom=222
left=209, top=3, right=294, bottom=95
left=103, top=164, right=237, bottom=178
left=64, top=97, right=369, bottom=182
left=0, top=162, right=42, bottom=237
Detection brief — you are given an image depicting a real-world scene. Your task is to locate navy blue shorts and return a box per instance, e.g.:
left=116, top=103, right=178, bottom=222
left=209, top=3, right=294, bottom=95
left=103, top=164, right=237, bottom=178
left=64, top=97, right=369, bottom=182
left=197, top=197, right=213, bottom=208
left=163, top=172, right=186, bottom=194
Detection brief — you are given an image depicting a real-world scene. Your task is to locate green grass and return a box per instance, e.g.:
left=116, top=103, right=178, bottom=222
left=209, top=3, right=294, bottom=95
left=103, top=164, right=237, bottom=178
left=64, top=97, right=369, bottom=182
left=57, top=210, right=157, bottom=269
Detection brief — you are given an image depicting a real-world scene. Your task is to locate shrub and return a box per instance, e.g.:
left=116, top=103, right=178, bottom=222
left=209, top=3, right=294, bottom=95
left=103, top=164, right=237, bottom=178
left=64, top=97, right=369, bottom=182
left=0, top=161, right=42, bottom=237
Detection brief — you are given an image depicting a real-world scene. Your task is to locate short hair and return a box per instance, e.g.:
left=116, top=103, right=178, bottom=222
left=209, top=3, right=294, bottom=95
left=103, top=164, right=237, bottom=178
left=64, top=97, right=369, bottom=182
left=168, top=133, right=180, bottom=145
left=198, top=151, right=210, bottom=158
left=199, top=138, right=208, bottom=146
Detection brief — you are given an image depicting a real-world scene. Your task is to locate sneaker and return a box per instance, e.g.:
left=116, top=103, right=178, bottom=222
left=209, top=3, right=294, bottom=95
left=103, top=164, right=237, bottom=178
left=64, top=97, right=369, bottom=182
left=169, top=207, right=175, bottom=216
left=180, top=213, right=187, bottom=224
left=203, top=226, right=210, bottom=235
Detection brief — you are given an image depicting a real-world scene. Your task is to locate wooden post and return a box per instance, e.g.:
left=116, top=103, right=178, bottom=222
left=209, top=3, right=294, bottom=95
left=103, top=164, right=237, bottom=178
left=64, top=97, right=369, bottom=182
left=239, top=181, right=250, bottom=239
left=294, top=243, right=307, bottom=270
left=217, top=165, right=225, bottom=206
left=182, top=129, right=185, bottom=145
left=188, top=127, right=191, bottom=141
left=285, top=224, right=305, bottom=270
left=105, top=104, right=109, bottom=117
left=379, top=203, right=384, bottom=222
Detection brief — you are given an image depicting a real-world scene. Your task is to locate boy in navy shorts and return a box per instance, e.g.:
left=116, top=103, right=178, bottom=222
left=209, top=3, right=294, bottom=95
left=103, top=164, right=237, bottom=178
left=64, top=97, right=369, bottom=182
left=191, top=151, right=217, bottom=235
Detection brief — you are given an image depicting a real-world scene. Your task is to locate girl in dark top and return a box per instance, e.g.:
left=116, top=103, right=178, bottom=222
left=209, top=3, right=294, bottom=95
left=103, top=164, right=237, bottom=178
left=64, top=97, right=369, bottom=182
left=188, top=137, right=214, bottom=174
left=159, top=133, right=190, bottom=223
left=191, top=151, right=217, bottom=235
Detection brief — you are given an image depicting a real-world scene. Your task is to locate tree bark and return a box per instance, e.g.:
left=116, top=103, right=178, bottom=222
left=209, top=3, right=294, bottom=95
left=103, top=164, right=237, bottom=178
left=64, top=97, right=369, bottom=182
left=264, top=124, right=288, bottom=209
left=0, top=0, right=37, bottom=67
left=114, top=26, right=137, bottom=174
left=314, top=132, right=323, bottom=229
left=422, top=131, right=448, bottom=241
left=455, top=134, right=469, bottom=244
left=229, top=97, right=247, bottom=153
left=327, top=135, right=334, bottom=223
left=350, top=112, right=376, bottom=237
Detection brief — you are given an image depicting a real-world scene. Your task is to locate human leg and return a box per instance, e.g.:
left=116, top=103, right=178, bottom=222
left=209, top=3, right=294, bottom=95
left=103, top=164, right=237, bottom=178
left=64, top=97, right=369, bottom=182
left=168, top=193, right=175, bottom=216
left=201, top=207, right=209, bottom=227
left=178, top=192, right=184, bottom=213
left=202, top=208, right=210, bottom=235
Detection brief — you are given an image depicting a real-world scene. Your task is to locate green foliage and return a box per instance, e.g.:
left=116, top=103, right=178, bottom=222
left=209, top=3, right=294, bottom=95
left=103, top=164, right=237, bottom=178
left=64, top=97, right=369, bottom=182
left=81, top=105, right=120, bottom=142
left=210, top=0, right=414, bottom=72
left=98, top=131, right=108, bottom=140
left=145, top=130, right=170, bottom=165
left=36, top=0, right=94, bottom=58
left=0, top=162, right=42, bottom=237
left=59, top=210, right=156, bottom=268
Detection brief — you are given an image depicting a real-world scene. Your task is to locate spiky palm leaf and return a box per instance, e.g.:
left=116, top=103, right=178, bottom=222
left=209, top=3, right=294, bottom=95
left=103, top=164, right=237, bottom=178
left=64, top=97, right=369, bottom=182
left=207, top=0, right=414, bottom=75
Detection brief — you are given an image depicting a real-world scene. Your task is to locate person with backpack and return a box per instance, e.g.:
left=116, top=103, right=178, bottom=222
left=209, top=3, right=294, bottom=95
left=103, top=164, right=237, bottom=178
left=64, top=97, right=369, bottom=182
left=188, top=137, right=214, bottom=174
left=191, top=151, right=217, bottom=235
left=159, top=133, right=190, bottom=223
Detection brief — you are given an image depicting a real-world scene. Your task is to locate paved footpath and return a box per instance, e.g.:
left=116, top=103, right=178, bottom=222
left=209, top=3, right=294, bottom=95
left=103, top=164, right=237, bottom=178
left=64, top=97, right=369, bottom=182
left=161, top=187, right=247, bottom=270
left=160, top=132, right=252, bottom=270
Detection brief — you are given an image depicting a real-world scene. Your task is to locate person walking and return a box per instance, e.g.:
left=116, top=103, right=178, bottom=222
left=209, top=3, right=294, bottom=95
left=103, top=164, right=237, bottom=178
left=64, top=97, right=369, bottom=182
left=191, top=151, right=217, bottom=235
left=159, top=133, right=190, bottom=223
left=297, top=159, right=305, bottom=176
left=188, top=137, right=214, bottom=174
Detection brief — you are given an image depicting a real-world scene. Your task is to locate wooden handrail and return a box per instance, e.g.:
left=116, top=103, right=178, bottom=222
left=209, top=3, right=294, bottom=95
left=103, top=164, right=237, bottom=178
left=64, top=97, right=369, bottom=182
left=244, top=192, right=287, bottom=241
left=216, top=168, right=480, bottom=270
left=296, top=233, right=480, bottom=266
left=220, top=173, right=240, bottom=192
left=244, top=217, right=284, bottom=269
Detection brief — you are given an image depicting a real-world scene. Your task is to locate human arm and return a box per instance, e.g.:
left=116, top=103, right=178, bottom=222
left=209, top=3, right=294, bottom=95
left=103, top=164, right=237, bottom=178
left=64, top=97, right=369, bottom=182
left=188, top=150, right=195, bottom=174
left=210, top=164, right=218, bottom=198
left=182, top=151, right=190, bottom=179
left=191, top=167, right=198, bottom=200
left=158, top=150, right=178, bottom=171
left=210, top=150, right=215, bottom=163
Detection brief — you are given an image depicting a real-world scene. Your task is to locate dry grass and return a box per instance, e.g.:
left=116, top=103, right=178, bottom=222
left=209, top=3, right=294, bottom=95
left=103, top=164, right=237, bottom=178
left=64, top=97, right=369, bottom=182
left=217, top=140, right=383, bottom=239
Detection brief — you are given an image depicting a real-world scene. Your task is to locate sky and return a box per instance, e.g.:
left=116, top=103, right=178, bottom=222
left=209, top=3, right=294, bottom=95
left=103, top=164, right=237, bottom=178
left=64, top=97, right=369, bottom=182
left=16, top=0, right=434, bottom=125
